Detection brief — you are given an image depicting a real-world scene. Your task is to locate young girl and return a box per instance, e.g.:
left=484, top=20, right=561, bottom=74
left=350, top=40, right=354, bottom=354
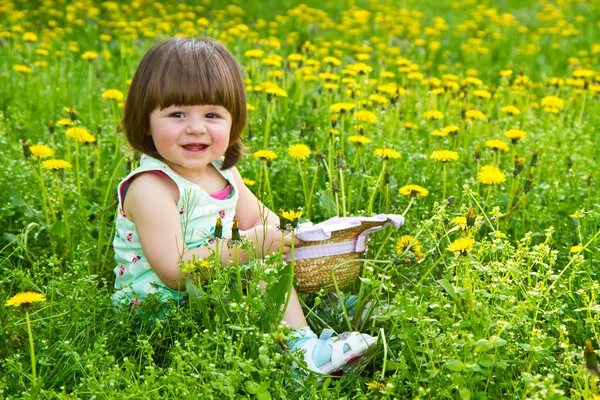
left=112, top=37, right=376, bottom=376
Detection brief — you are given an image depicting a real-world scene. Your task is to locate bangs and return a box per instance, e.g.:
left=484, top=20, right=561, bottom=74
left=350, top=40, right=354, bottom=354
left=146, top=40, right=241, bottom=113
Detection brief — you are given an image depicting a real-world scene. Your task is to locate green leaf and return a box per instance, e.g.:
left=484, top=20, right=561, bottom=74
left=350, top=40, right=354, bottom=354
left=264, top=261, right=292, bottom=314
left=443, top=359, right=465, bottom=371
left=244, top=381, right=259, bottom=394
left=473, top=339, right=493, bottom=353
left=8, top=188, right=26, bottom=207
left=71, top=189, right=92, bottom=208
left=185, top=278, right=206, bottom=309
left=491, top=337, right=507, bottom=348
left=437, top=279, right=459, bottom=303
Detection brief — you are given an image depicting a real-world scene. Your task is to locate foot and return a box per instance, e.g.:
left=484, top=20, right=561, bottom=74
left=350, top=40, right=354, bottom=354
left=291, top=328, right=378, bottom=376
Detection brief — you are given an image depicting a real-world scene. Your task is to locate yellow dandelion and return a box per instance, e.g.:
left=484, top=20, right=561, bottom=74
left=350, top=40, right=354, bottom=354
left=369, top=94, right=388, bottom=104
left=329, top=102, right=355, bottom=113
left=465, top=109, right=487, bottom=120
left=246, top=103, right=256, bottom=111
left=374, top=147, right=401, bottom=160
left=22, top=32, right=38, bottom=42
left=395, top=235, right=425, bottom=261
left=348, top=135, right=372, bottom=145
left=356, top=110, right=378, bottom=123
left=265, top=87, right=288, bottom=98
left=348, top=62, right=373, bottom=74
left=253, top=150, right=277, bottom=161
left=13, top=64, right=32, bottom=74
left=5, top=292, right=46, bottom=308
left=242, top=177, right=256, bottom=186
left=500, top=70, right=513, bottom=77
left=430, top=150, right=459, bottom=163
left=41, top=159, right=72, bottom=171
left=541, top=95, right=565, bottom=113
left=81, top=51, right=98, bottom=61
left=451, top=216, right=468, bottom=231
left=423, top=110, right=444, bottom=120
left=504, top=129, right=526, bottom=143
left=472, top=89, right=491, bottom=99
left=281, top=209, right=303, bottom=221
left=244, top=49, right=265, bottom=58
left=403, top=122, right=416, bottom=129
left=56, top=118, right=75, bottom=126
left=485, top=139, right=509, bottom=152
left=288, top=144, right=311, bottom=160
left=447, top=237, right=475, bottom=254
left=501, top=105, right=521, bottom=115
left=399, top=184, right=429, bottom=198
left=442, top=125, right=459, bottom=136
left=322, top=56, right=342, bottom=66
left=66, top=127, right=96, bottom=143
left=30, top=144, right=54, bottom=159
left=477, top=165, right=506, bottom=185
left=101, top=89, right=124, bottom=101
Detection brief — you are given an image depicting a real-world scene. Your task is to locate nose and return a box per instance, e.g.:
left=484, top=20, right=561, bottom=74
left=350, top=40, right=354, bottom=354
left=185, top=116, right=207, bottom=135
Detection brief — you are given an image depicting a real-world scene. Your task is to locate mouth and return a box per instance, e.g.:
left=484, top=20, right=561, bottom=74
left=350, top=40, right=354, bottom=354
left=182, top=144, right=208, bottom=152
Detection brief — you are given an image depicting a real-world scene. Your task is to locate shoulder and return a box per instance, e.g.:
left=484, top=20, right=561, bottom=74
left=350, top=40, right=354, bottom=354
left=124, top=172, right=179, bottom=221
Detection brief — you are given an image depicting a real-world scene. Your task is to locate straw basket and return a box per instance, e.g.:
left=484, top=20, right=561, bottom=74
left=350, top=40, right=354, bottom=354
left=293, top=220, right=389, bottom=293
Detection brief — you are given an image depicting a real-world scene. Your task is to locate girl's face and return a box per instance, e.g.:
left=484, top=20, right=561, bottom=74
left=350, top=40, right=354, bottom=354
left=149, top=104, right=232, bottom=179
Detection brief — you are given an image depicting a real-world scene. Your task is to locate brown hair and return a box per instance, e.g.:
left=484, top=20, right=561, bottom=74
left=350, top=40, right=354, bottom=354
left=123, top=37, right=246, bottom=169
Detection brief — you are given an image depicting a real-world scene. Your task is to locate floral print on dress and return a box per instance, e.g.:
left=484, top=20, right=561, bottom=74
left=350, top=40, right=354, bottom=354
left=219, top=209, right=226, bottom=218
left=126, top=232, right=133, bottom=243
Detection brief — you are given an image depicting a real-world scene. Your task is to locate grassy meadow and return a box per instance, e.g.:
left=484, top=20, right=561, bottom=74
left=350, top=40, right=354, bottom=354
left=1, top=0, right=600, bottom=398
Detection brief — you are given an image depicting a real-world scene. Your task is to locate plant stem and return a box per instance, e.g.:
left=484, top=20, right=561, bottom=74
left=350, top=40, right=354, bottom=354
left=280, top=230, right=295, bottom=319
left=25, top=311, right=37, bottom=386
left=367, top=161, right=387, bottom=214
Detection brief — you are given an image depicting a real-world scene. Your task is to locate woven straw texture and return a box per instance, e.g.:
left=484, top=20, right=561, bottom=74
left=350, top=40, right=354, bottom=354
left=294, top=220, right=388, bottom=292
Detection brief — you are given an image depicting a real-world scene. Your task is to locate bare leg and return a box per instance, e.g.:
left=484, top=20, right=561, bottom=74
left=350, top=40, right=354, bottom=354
left=258, top=281, right=308, bottom=328
left=282, top=287, right=308, bottom=328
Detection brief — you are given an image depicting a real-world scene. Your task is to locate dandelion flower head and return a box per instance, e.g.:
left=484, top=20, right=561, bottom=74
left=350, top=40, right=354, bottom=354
left=430, top=150, right=459, bottom=162
left=395, top=235, right=425, bottom=261
left=253, top=149, right=277, bottom=161
left=66, top=127, right=96, bottom=143
left=356, top=110, right=378, bottom=123
left=41, top=159, right=72, bottom=171
left=374, top=147, right=401, bottom=159
left=348, top=135, right=372, bottom=145
left=485, top=139, right=509, bottom=152
left=288, top=144, right=311, bottom=160
left=423, top=110, right=444, bottom=120
left=504, top=129, right=526, bottom=142
left=399, top=184, right=429, bottom=198
left=30, top=144, right=54, bottom=159
left=5, top=292, right=46, bottom=307
left=447, top=237, right=476, bottom=254
left=101, top=89, right=124, bottom=101
left=477, top=165, right=506, bottom=185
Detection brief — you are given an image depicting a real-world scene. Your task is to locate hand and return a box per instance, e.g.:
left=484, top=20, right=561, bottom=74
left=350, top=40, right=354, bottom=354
left=242, top=225, right=301, bottom=258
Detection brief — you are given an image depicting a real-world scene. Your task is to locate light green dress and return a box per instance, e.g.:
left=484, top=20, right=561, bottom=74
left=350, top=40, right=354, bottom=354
left=112, top=154, right=238, bottom=306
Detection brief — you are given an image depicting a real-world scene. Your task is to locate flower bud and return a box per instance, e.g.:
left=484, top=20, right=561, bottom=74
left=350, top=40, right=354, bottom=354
left=529, top=149, right=539, bottom=167
left=213, top=218, right=223, bottom=239
left=474, top=145, right=481, bottom=162
left=22, top=138, right=32, bottom=158
left=336, top=150, right=344, bottom=169
left=466, top=207, right=476, bottom=227
left=230, top=217, right=241, bottom=243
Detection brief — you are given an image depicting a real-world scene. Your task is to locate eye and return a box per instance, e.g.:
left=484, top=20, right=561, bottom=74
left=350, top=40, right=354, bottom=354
left=169, top=112, right=185, bottom=118
left=206, top=113, right=220, bottom=119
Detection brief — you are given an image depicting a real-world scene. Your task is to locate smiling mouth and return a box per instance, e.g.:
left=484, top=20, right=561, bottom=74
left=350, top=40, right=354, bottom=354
left=182, top=144, right=208, bottom=151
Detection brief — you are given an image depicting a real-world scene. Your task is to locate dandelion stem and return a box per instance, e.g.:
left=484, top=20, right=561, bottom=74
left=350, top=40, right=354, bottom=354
left=307, top=163, right=319, bottom=220
left=280, top=229, right=295, bottom=319
left=442, top=163, right=447, bottom=200
left=402, top=197, right=415, bottom=217
left=263, top=101, right=274, bottom=149
left=339, top=165, right=347, bottom=217
left=25, top=311, right=37, bottom=386
left=367, top=161, right=387, bottom=214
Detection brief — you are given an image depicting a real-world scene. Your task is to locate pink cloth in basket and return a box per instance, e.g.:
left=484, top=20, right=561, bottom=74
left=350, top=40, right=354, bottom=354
left=286, top=214, right=404, bottom=261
